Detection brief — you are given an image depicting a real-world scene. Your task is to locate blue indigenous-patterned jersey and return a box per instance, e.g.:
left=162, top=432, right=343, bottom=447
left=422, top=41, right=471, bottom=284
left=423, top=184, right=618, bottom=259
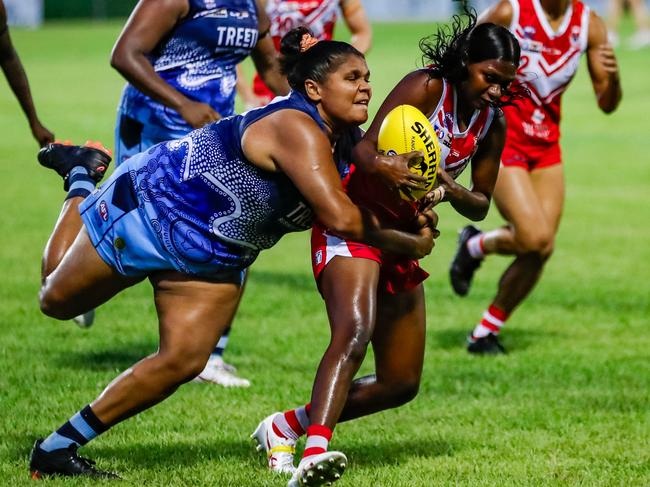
left=114, top=91, right=359, bottom=275
left=118, top=0, right=259, bottom=135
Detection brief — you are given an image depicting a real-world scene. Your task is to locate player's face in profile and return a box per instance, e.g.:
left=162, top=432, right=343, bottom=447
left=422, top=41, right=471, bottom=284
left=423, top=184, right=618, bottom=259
left=317, top=54, right=372, bottom=127
left=463, top=59, right=517, bottom=109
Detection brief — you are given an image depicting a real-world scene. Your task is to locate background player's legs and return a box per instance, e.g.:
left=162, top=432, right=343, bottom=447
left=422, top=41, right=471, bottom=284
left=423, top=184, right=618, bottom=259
left=489, top=165, right=564, bottom=310
left=32, top=272, right=242, bottom=477
left=467, top=165, right=564, bottom=352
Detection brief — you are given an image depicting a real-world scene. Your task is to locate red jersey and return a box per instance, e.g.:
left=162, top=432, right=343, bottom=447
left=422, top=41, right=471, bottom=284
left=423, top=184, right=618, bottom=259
left=504, top=0, right=590, bottom=146
left=346, top=77, right=496, bottom=228
left=253, top=0, right=340, bottom=100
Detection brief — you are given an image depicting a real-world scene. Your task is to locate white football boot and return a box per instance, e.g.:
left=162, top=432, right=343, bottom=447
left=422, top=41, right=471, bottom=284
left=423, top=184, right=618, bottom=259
left=72, top=309, right=95, bottom=328
left=288, top=451, right=347, bottom=487
left=193, top=355, right=250, bottom=387
left=251, top=413, right=297, bottom=475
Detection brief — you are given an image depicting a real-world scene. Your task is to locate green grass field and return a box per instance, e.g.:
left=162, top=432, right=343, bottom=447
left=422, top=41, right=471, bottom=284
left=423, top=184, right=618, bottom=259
left=0, top=19, right=649, bottom=486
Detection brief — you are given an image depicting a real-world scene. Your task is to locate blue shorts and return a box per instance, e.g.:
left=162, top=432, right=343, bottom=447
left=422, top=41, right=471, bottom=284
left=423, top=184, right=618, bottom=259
left=79, top=155, right=245, bottom=283
left=114, top=112, right=187, bottom=166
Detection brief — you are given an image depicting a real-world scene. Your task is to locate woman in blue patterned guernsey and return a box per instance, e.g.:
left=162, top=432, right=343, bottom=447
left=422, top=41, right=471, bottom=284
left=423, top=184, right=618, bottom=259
left=111, top=0, right=288, bottom=165
left=28, top=28, right=436, bottom=479
left=105, top=0, right=289, bottom=386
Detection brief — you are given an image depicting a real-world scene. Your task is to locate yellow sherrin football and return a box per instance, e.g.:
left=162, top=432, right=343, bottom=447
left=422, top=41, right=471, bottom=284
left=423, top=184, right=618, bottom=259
left=377, top=104, right=441, bottom=201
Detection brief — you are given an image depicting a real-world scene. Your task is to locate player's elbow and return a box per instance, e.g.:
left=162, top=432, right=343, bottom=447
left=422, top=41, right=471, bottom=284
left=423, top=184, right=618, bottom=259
left=599, top=101, right=620, bottom=114
left=110, top=45, right=135, bottom=75
left=324, top=208, right=363, bottom=241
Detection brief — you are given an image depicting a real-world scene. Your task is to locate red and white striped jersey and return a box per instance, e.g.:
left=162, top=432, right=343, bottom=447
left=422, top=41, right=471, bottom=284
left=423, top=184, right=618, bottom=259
left=430, top=78, right=496, bottom=180
left=266, top=0, right=339, bottom=46
left=504, top=0, right=590, bottom=145
left=342, top=76, right=495, bottom=229
left=253, top=0, right=340, bottom=98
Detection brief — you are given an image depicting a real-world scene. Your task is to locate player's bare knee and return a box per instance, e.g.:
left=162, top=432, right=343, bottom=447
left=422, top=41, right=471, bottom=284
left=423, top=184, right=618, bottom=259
left=39, top=285, right=73, bottom=320
left=157, top=349, right=208, bottom=382
left=386, top=379, right=420, bottom=407
left=339, top=324, right=372, bottom=365
left=516, top=229, right=553, bottom=255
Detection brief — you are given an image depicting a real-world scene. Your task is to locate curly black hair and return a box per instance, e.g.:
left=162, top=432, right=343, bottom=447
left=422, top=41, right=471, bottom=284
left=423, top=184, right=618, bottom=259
left=419, top=3, right=527, bottom=109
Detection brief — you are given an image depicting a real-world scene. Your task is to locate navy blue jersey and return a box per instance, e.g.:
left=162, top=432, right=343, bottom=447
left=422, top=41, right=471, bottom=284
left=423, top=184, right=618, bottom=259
left=118, top=0, right=259, bottom=135
left=85, top=91, right=360, bottom=276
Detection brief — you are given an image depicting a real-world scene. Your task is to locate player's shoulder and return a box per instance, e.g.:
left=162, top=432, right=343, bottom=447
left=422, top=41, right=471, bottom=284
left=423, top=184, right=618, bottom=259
left=478, top=0, right=514, bottom=28
left=586, top=8, right=608, bottom=46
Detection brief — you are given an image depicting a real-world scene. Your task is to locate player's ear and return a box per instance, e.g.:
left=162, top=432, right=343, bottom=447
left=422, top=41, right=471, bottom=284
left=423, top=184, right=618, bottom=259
left=304, top=79, right=321, bottom=102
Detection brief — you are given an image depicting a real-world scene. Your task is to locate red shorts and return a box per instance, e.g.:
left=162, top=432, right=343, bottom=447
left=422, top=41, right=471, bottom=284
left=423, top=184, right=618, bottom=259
left=311, top=222, right=429, bottom=295
left=501, top=139, right=562, bottom=171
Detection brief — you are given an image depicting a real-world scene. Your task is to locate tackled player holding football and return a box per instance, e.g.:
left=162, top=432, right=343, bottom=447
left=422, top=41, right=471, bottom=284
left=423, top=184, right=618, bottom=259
left=254, top=12, right=521, bottom=487
left=28, top=29, right=435, bottom=479
left=449, top=0, right=622, bottom=354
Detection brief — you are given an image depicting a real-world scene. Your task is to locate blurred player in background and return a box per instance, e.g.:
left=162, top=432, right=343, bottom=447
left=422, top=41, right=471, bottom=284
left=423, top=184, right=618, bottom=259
left=0, top=0, right=53, bottom=147
left=239, top=0, right=372, bottom=108
left=449, top=0, right=622, bottom=354
left=607, top=0, right=650, bottom=48
left=102, top=0, right=289, bottom=386
left=254, top=13, right=521, bottom=486
left=29, top=30, right=434, bottom=479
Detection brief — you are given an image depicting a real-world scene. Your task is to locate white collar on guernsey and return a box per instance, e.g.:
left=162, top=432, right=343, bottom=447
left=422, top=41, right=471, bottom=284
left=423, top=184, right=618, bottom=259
left=532, top=0, right=574, bottom=39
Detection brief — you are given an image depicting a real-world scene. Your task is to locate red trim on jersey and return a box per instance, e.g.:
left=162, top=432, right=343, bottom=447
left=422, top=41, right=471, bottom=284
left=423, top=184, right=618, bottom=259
left=506, top=0, right=589, bottom=145
left=253, top=0, right=339, bottom=99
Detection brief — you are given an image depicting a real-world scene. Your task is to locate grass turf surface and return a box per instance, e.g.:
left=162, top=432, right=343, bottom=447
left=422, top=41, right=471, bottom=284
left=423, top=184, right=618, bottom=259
left=0, top=19, right=649, bottom=486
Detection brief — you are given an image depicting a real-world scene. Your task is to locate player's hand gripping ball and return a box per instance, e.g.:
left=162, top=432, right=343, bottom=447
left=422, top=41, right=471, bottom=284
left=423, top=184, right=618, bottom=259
left=377, top=105, right=441, bottom=201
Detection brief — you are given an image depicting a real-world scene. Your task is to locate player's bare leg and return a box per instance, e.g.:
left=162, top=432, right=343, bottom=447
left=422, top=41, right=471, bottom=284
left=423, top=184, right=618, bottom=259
left=309, top=257, right=380, bottom=429
left=488, top=165, right=564, bottom=311
left=285, top=257, right=379, bottom=487
left=89, top=273, right=241, bottom=424
left=464, top=164, right=564, bottom=353
left=336, top=284, right=426, bottom=422
left=31, top=272, right=242, bottom=478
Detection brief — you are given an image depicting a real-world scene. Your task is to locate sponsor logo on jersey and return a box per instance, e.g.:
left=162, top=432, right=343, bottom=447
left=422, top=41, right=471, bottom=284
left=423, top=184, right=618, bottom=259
left=523, top=26, right=536, bottom=38
left=570, top=26, right=581, bottom=46
left=315, top=249, right=323, bottom=265
left=283, top=201, right=313, bottom=229
left=99, top=201, right=109, bottom=221
left=216, top=26, right=259, bottom=48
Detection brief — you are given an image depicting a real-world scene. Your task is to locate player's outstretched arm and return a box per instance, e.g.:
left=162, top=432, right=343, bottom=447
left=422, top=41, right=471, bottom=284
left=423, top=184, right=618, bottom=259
left=586, top=11, right=622, bottom=114
left=110, top=0, right=221, bottom=128
left=0, top=0, right=53, bottom=147
left=243, top=110, right=434, bottom=259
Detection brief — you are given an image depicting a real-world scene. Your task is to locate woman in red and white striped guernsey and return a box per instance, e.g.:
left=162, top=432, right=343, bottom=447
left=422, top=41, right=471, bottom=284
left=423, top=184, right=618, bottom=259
left=254, top=9, right=522, bottom=487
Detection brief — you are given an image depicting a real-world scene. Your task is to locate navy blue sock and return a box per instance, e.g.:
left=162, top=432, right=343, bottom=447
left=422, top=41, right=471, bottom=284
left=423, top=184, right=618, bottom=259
left=213, top=326, right=231, bottom=357
left=65, top=166, right=96, bottom=200
left=40, top=405, right=108, bottom=452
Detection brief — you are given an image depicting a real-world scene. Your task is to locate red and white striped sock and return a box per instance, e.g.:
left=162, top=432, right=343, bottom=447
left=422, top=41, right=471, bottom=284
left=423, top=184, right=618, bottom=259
left=272, top=403, right=311, bottom=441
left=467, top=232, right=486, bottom=259
left=301, top=424, right=332, bottom=462
left=471, top=304, right=509, bottom=340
